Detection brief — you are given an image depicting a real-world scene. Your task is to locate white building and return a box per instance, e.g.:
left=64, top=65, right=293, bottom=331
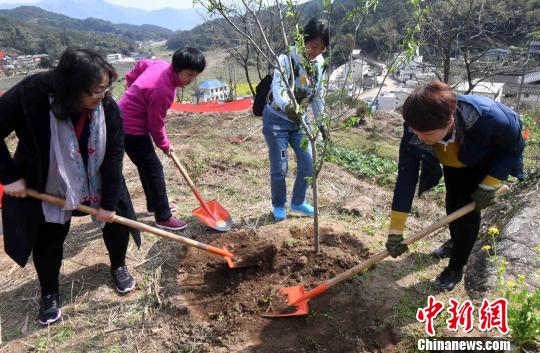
left=530, top=41, right=540, bottom=58
left=329, top=56, right=383, bottom=92
left=455, top=81, right=505, bottom=102
left=392, top=88, right=414, bottom=108
left=192, top=80, right=230, bottom=103
left=394, top=54, right=425, bottom=82
left=478, top=48, right=511, bottom=62
left=107, top=53, right=123, bottom=62
left=329, top=59, right=371, bottom=92
left=377, top=93, right=399, bottom=110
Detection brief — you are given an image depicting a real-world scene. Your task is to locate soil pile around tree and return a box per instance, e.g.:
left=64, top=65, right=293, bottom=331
left=154, top=222, right=402, bottom=352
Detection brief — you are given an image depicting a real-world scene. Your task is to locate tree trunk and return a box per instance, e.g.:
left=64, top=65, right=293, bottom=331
left=256, top=54, right=263, bottom=81
left=244, top=58, right=256, bottom=96
left=310, top=139, right=320, bottom=254
left=516, top=62, right=527, bottom=110
left=464, top=50, right=473, bottom=94
left=443, top=43, right=451, bottom=83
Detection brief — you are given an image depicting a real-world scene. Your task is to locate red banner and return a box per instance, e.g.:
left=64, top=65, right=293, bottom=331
left=170, top=98, right=253, bottom=113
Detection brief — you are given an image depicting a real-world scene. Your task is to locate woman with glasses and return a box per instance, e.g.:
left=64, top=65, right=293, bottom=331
left=0, top=48, right=141, bottom=325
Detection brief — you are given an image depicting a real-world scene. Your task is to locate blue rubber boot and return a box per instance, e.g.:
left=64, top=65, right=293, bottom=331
left=273, top=206, right=287, bottom=221
left=290, top=201, right=314, bottom=217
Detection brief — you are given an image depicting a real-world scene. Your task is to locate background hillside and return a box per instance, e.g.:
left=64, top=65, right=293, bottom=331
left=0, top=0, right=204, bottom=31
left=0, top=6, right=173, bottom=56
left=166, top=0, right=538, bottom=66
left=1, top=0, right=536, bottom=63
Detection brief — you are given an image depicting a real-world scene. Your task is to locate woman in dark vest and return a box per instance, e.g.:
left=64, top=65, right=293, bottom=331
left=0, top=48, right=141, bottom=325
left=385, top=80, right=524, bottom=291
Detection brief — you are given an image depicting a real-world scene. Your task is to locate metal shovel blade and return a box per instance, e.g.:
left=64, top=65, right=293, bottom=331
left=192, top=199, right=232, bottom=232
left=262, top=285, right=309, bottom=317
left=223, top=245, right=258, bottom=269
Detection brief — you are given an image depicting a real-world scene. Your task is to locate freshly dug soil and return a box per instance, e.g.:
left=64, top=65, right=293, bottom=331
left=260, top=289, right=298, bottom=316
left=156, top=224, right=403, bottom=352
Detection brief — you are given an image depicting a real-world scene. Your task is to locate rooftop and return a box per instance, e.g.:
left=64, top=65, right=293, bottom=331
left=199, top=80, right=227, bottom=90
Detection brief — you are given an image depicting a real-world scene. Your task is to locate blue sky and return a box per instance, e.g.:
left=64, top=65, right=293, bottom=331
left=0, top=0, right=197, bottom=10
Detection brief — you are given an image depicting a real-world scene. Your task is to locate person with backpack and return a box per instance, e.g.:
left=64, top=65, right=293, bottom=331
left=0, top=48, right=141, bottom=325
left=119, top=47, right=206, bottom=231
left=259, top=17, right=329, bottom=221
left=384, top=81, right=524, bottom=291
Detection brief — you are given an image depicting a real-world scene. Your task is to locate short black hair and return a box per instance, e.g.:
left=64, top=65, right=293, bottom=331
left=303, top=17, right=329, bottom=48
left=50, top=48, right=117, bottom=120
left=172, top=47, right=206, bottom=73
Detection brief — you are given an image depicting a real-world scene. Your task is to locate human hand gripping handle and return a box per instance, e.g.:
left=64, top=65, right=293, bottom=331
left=4, top=178, right=115, bottom=222
left=96, top=208, right=116, bottom=223
left=3, top=178, right=27, bottom=198
left=163, top=145, right=174, bottom=157
left=385, top=231, right=407, bottom=258
left=385, top=185, right=509, bottom=258
left=285, top=104, right=304, bottom=124
left=471, top=184, right=499, bottom=211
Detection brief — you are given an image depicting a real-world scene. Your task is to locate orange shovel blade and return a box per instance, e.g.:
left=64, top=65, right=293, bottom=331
left=265, top=285, right=309, bottom=317
left=192, top=199, right=232, bottom=232
left=223, top=245, right=258, bottom=269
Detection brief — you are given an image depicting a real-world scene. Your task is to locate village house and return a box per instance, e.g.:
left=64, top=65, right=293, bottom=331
left=192, top=80, right=230, bottom=103
left=455, top=81, right=505, bottom=102
left=0, top=52, right=49, bottom=76
left=328, top=50, right=383, bottom=93
left=472, top=66, right=540, bottom=106
left=478, top=48, right=511, bottom=62
left=529, top=40, right=540, bottom=59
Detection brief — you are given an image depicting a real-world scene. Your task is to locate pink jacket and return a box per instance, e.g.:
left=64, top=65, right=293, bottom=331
left=119, top=59, right=184, bottom=151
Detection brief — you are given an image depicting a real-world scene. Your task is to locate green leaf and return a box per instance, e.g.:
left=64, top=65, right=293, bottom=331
left=300, top=136, right=309, bottom=151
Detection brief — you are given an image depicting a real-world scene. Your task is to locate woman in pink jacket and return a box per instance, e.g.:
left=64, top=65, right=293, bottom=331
left=119, top=47, right=205, bottom=230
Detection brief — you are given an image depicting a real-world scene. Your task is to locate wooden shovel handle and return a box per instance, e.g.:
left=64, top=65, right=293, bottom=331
left=169, top=151, right=197, bottom=191
left=324, top=184, right=509, bottom=289
left=168, top=152, right=213, bottom=216
left=25, top=189, right=233, bottom=258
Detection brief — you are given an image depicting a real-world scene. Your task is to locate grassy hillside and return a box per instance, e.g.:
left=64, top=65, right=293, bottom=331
left=0, top=6, right=172, bottom=57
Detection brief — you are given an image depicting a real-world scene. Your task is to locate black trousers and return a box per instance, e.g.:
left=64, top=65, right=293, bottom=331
left=32, top=219, right=130, bottom=296
left=443, top=165, right=489, bottom=270
left=124, top=134, right=172, bottom=222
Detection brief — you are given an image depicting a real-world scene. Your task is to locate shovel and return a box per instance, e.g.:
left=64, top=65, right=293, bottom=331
left=169, top=152, right=232, bottom=232
left=267, top=185, right=509, bottom=317
left=26, top=189, right=245, bottom=268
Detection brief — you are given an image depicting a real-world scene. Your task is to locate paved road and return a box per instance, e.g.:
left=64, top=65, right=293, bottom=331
left=358, top=75, right=402, bottom=99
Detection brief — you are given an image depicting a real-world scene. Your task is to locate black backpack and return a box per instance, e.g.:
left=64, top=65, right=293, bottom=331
left=252, top=57, right=300, bottom=117
left=253, top=74, right=273, bottom=116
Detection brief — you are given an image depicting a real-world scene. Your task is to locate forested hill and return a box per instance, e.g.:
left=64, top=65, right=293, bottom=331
left=0, top=6, right=173, bottom=57
left=166, top=0, right=538, bottom=64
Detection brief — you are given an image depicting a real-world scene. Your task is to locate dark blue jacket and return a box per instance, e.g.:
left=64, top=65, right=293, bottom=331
left=391, top=95, right=525, bottom=213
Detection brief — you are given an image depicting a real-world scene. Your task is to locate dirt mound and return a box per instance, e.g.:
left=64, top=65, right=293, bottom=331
left=226, top=134, right=251, bottom=144
left=155, top=223, right=398, bottom=352
left=370, top=110, right=403, bottom=137
left=178, top=230, right=277, bottom=273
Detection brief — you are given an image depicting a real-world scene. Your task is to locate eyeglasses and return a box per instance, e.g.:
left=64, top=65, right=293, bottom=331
left=88, top=85, right=112, bottom=99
